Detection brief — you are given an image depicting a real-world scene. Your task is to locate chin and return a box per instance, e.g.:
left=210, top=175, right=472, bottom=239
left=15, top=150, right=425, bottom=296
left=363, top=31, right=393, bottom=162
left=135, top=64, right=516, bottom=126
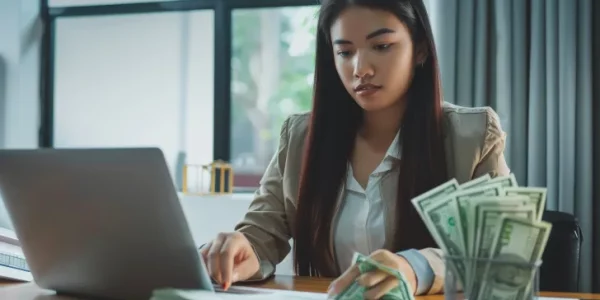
left=355, top=98, right=392, bottom=112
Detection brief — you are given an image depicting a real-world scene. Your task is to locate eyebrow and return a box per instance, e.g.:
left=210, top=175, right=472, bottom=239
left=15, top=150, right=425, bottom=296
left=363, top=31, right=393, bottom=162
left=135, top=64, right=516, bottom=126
left=333, top=28, right=396, bottom=45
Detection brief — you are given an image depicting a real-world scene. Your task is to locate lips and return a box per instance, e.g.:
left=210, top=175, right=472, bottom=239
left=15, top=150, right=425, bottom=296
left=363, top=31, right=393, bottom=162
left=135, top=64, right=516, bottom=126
left=354, top=83, right=382, bottom=96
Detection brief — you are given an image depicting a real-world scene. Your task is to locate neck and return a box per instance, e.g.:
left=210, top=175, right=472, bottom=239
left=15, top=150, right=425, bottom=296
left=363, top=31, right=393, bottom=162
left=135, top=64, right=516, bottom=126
left=359, top=101, right=406, bottom=140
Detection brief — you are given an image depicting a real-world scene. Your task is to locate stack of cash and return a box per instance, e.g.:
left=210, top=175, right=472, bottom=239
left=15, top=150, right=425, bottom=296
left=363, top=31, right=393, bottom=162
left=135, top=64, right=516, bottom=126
left=411, top=173, right=553, bottom=300
left=334, top=252, right=415, bottom=300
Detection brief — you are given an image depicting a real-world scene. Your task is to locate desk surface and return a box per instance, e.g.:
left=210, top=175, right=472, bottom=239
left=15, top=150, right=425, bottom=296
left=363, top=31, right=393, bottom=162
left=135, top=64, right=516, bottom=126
left=1, top=276, right=599, bottom=299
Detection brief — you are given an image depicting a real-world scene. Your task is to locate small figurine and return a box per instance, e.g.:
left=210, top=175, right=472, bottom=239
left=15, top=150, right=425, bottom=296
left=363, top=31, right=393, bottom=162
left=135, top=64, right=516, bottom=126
left=182, top=160, right=233, bottom=195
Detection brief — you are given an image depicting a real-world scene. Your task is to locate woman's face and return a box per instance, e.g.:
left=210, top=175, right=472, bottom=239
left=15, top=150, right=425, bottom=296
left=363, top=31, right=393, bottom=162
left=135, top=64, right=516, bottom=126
left=330, top=6, right=421, bottom=112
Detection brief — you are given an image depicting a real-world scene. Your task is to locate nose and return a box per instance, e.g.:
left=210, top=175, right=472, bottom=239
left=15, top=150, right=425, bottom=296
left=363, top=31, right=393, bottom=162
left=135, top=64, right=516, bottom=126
left=353, top=51, right=374, bottom=79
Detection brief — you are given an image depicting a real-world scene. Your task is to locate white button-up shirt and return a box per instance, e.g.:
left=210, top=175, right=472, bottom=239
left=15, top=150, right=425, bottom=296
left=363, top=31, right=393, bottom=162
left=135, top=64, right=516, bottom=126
left=331, top=132, right=435, bottom=295
left=333, top=132, right=401, bottom=271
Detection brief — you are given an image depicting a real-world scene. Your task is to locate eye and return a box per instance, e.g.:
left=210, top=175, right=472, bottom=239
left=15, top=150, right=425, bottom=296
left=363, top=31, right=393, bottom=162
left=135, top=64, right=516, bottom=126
left=374, top=43, right=394, bottom=51
left=336, top=50, right=351, bottom=57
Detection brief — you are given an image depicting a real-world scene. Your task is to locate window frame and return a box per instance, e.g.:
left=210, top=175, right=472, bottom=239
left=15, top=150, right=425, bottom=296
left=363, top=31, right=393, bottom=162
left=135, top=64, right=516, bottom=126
left=39, top=0, right=317, bottom=191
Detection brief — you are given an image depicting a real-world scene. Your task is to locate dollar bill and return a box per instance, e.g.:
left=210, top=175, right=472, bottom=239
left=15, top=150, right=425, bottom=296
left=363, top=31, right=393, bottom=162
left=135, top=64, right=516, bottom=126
left=460, top=173, right=491, bottom=190
left=411, top=178, right=460, bottom=236
left=407, top=174, right=553, bottom=300
left=477, top=216, right=552, bottom=300
left=422, top=196, right=467, bottom=286
left=468, top=202, right=537, bottom=298
left=483, top=173, right=518, bottom=188
left=504, top=187, right=547, bottom=221
left=468, top=196, right=529, bottom=255
left=453, top=183, right=505, bottom=256
left=334, top=252, right=414, bottom=300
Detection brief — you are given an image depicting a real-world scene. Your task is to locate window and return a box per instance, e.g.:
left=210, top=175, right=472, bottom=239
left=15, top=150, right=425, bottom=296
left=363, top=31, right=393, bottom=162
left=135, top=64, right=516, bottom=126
left=53, top=10, right=215, bottom=190
left=230, top=6, right=318, bottom=188
left=49, top=0, right=178, bottom=7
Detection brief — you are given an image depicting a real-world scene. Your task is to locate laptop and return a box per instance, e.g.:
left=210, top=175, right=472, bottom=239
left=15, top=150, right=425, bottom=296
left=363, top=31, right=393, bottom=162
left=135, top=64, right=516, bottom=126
left=0, top=148, right=214, bottom=299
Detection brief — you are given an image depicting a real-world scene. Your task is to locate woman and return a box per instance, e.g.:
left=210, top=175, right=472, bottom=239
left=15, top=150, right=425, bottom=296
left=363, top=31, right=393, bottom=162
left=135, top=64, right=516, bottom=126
left=201, top=0, right=509, bottom=298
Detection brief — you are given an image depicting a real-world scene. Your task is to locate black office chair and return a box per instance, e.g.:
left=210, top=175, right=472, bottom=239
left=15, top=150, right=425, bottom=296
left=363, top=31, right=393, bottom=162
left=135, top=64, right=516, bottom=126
left=539, top=210, right=582, bottom=293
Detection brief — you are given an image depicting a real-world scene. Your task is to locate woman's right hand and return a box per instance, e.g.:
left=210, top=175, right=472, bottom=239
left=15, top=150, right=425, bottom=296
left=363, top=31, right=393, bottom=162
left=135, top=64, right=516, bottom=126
left=200, top=232, right=260, bottom=290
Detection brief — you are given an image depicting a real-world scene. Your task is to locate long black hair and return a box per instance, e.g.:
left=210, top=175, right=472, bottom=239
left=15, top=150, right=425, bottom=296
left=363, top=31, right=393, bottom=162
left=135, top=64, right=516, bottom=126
left=293, top=0, right=447, bottom=277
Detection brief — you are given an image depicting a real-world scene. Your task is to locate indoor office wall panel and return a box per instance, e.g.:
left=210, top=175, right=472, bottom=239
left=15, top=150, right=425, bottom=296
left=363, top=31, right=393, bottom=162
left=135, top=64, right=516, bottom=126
left=53, top=10, right=214, bottom=185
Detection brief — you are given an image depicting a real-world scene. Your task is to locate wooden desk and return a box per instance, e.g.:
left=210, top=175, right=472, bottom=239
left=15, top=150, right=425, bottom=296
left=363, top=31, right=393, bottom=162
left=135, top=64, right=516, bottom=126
left=246, top=276, right=600, bottom=300
left=1, top=276, right=600, bottom=299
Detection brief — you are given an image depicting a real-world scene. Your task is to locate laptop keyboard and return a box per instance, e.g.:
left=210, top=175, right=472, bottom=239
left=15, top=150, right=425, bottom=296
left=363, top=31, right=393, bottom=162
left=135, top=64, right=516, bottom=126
left=0, top=252, right=30, bottom=272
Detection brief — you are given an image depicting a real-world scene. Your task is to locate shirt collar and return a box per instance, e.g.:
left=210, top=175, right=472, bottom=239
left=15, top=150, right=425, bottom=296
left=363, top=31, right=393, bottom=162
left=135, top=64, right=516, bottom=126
left=385, top=130, right=402, bottom=160
left=345, top=129, right=402, bottom=193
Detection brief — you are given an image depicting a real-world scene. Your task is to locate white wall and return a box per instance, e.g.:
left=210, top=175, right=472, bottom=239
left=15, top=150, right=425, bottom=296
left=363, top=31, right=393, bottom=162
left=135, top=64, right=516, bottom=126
left=53, top=11, right=214, bottom=185
left=0, top=0, right=42, bottom=229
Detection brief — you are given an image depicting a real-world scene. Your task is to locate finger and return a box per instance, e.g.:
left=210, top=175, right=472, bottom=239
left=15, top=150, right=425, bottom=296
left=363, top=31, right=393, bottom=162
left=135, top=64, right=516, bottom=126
left=369, top=250, right=395, bottom=265
left=207, top=235, right=226, bottom=283
left=369, top=250, right=402, bottom=271
left=219, top=236, right=242, bottom=290
left=200, top=242, right=212, bottom=261
left=363, top=276, right=399, bottom=300
left=356, top=270, right=388, bottom=288
left=231, top=256, right=259, bottom=282
left=328, top=264, right=361, bottom=296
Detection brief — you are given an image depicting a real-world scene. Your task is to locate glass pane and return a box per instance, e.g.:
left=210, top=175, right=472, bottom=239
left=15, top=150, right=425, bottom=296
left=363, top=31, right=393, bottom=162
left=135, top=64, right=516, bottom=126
left=54, top=10, right=215, bottom=190
left=50, top=0, right=178, bottom=7
left=230, top=6, right=318, bottom=188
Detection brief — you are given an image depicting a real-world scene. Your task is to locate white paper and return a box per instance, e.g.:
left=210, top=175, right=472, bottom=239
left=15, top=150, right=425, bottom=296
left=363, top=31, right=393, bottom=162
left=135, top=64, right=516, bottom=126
left=220, top=286, right=326, bottom=299
left=153, top=286, right=328, bottom=300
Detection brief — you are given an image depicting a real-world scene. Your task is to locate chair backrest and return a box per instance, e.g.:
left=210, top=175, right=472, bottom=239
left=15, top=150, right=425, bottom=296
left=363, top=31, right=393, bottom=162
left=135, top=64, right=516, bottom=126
left=539, top=210, right=582, bottom=292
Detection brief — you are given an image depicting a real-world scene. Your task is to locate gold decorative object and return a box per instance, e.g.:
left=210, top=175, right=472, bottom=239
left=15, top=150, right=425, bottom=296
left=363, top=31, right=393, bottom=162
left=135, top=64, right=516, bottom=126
left=182, top=160, right=233, bottom=195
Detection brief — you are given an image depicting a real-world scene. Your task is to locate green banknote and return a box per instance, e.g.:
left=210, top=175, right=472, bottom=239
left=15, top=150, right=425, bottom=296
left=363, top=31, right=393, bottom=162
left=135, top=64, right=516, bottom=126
left=477, top=216, right=552, bottom=300
left=459, top=173, right=491, bottom=190
left=504, top=187, right=547, bottom=221
left=453, top=183, right=505, bottom=256
left=422, top=196, right=467, bottom=286
left=483, top=173, right=519, bottom=188
left=334, top=253, right=414, bottom=300
left=411, top=178, right=459, bottom=244
left=468, top=202, right=537, bottom=298
left=467, top=196, right=529, bottom=255
left=473, top=203, right=536, bottom=258
left=411, top=179, right=459, bottom=220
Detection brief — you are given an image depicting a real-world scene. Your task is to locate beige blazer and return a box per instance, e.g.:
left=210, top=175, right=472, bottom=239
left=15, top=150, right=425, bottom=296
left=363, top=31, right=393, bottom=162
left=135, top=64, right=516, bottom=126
left=233, top=102, right=510, bottom=294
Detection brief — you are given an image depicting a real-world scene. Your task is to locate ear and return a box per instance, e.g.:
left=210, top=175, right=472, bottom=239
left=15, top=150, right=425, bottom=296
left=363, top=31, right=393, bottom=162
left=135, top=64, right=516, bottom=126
left=414, top=41, right=429, bottom=66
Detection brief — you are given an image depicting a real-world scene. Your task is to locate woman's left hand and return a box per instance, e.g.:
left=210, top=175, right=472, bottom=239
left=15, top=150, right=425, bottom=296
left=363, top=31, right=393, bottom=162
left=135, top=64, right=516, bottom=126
left=327, top=249, right=417, bottom=299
